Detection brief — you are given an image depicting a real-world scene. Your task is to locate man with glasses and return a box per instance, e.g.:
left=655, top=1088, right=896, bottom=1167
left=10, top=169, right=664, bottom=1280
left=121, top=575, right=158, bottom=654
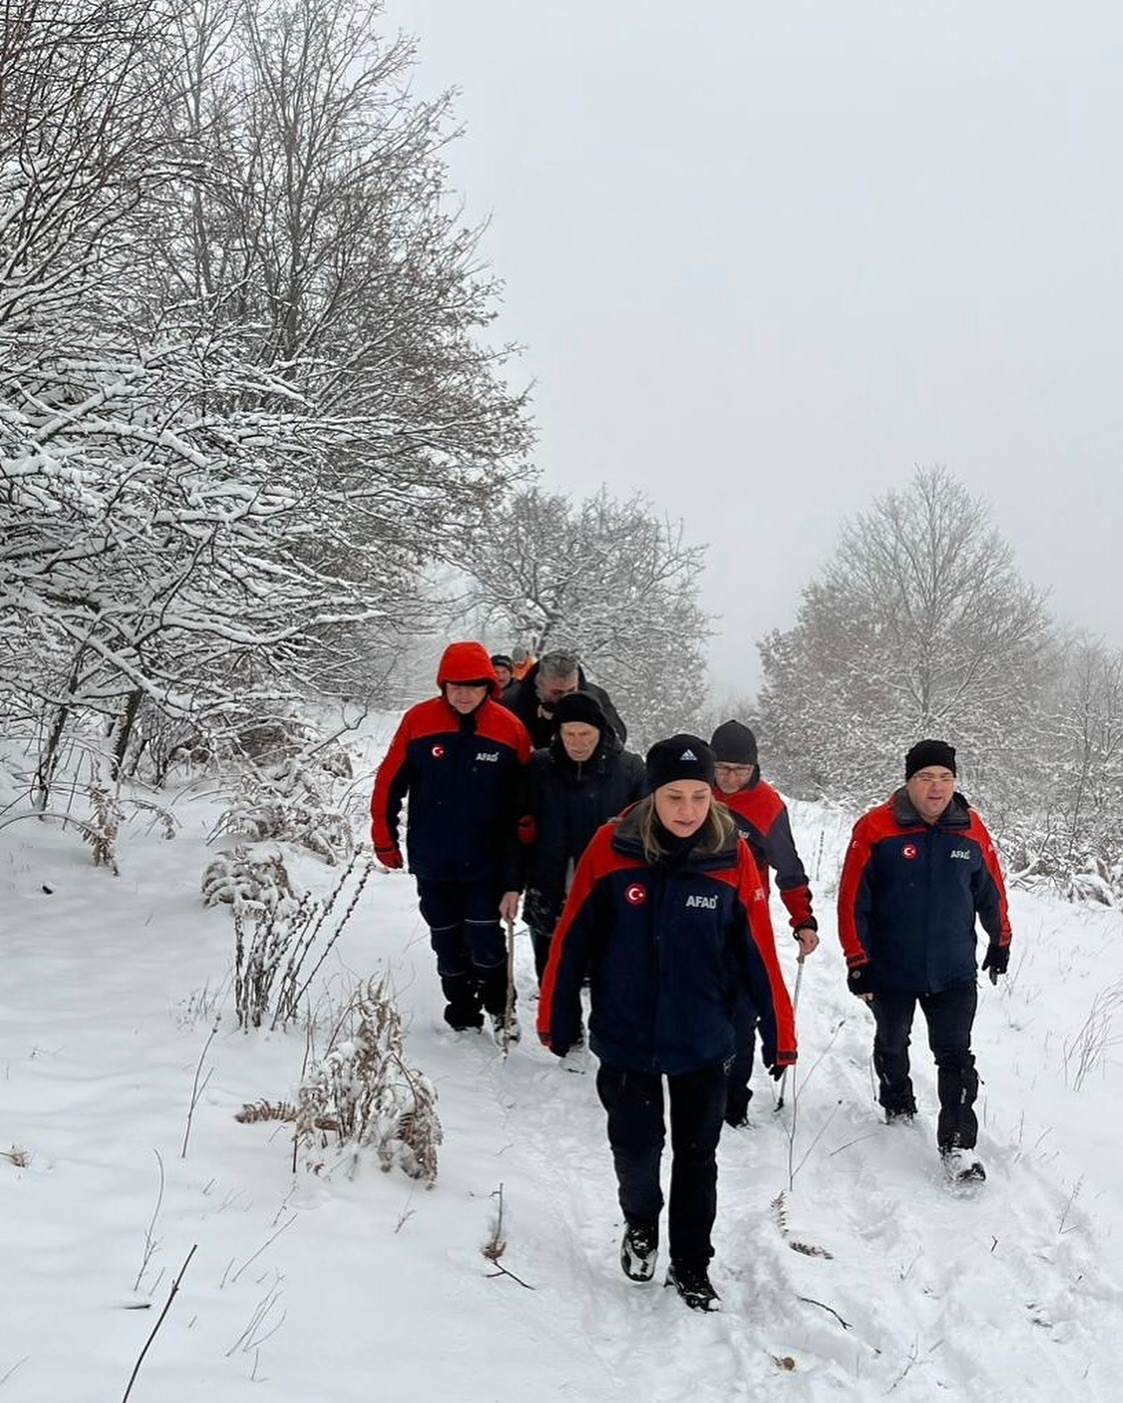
left=502, top=647, right=628, bottom=749
left=837, top=739, right=1012, bottom=1182
left=709, top=720, right=819, bottom=1127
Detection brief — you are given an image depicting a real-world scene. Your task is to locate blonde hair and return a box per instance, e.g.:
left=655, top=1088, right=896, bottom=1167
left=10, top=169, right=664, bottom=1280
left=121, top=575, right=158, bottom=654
left=635, top=794, right=735, bottom=864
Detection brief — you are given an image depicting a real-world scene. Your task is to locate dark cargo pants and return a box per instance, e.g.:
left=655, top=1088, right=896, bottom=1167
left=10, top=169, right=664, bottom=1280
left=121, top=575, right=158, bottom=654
left=871, top=982, right=979, bottom=1150
left=416, top=877, right=509, bottom=1028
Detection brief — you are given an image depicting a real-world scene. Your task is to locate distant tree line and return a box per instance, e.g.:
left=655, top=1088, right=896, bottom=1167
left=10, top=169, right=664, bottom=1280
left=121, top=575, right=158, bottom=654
left=755, top=466, right=1123, bottom=903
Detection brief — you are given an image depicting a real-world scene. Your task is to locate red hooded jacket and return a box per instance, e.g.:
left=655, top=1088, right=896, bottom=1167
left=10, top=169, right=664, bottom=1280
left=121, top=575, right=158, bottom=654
left=371, top=642, right=531, bottom=880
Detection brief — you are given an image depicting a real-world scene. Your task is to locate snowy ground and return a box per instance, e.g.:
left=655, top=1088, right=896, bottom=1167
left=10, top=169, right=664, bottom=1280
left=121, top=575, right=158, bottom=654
left=4, top=728, right=1123, bottom=1402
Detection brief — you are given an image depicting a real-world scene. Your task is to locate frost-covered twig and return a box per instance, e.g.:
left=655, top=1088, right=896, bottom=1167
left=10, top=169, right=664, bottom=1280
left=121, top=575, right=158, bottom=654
left=181, top=1021, right=218, bottom=1158
left=133, top=1149, right=165, bottom=1293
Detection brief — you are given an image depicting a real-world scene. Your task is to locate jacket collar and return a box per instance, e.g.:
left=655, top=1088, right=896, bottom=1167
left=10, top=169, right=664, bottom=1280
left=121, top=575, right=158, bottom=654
left=611, top=803, right=740, bottom=870
left=891, top=787, right=971, bottom=830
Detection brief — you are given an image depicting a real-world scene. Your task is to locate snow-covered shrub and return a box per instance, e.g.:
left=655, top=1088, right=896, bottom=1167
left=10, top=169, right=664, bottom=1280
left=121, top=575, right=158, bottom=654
left=83, top=783, right=180, bottom=874
left=222, top=852, right=374, bottom=1032
left=296, top=977, right=442, bottom=1186
left=83, top=784, right=124, bottom=874
left=202, top=847, right=297, bottom=912
left=210, top=754, right=356, bottom=865
left=232, top=892, right=312, bottom=1031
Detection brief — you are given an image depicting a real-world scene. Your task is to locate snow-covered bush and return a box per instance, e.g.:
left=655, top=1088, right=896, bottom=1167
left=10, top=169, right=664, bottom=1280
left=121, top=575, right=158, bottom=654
left=222, top=852, right=373, bottom=1032
left=209, top=754, right=356, bottom=866
left=296, top=977, right=442, bottom=1186
left=202, top=847, right=297, bottom=913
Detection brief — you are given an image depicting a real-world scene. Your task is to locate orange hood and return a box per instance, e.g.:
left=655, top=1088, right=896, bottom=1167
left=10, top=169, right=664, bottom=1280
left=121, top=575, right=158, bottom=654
left=436, top=641, right=501, bottom=699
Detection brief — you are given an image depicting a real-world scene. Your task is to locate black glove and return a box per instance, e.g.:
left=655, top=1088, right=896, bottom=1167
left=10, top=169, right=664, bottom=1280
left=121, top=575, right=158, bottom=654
left=847, top=963, right=876, bottom=998
left=981, top=943, right=1009, bottom=985
left=767, top=1062, right=790, bottom=1081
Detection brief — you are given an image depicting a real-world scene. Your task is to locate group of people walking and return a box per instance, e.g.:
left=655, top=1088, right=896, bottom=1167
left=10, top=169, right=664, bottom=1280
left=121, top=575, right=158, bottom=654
left=371, top=643, right=1013, bottom=1313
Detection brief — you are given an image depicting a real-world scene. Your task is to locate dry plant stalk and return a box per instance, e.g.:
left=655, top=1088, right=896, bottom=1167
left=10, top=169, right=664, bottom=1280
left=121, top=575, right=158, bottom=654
left=1, top=1146, right=31, bottom=1168
left=223, top=852, right=373, bottom=1032
left=233, top=895, right=313, bottom=1031
left=85, top=783, right=123, bottom=873
left=482, top=1183, right=508, bottom=1263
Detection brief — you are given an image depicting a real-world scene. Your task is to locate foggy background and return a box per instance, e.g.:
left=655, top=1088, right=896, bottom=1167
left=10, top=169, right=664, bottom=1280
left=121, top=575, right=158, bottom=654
left=380, top=0, right=1123, bottom=693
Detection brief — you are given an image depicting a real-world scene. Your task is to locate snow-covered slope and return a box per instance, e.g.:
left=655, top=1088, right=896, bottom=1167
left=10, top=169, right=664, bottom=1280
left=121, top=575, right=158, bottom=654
left=3, top=758, right=1122, bottom=1402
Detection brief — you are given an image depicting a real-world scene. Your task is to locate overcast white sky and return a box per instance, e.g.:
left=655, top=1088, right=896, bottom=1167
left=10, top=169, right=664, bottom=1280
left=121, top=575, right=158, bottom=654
left=382, top=0, right=1123, bottom=692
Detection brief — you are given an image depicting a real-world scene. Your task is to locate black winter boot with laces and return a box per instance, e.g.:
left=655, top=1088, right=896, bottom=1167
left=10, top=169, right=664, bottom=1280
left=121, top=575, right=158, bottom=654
left=619, top=1223, right=659, bottom=1282
left=666, top=1261, right=721, bottom=1312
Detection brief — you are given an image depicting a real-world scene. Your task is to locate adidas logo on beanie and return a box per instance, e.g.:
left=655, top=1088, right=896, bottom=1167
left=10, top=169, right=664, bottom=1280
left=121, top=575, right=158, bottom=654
left=645, top=734, right=716, bottom=792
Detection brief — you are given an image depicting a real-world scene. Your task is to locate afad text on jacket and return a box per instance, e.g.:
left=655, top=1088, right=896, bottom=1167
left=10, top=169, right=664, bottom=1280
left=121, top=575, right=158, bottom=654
left=371, top=642, right=532, bottom=881
left=837, top=788, right=1012, bottom=994
left=537, top=807, right=797, bottom=1077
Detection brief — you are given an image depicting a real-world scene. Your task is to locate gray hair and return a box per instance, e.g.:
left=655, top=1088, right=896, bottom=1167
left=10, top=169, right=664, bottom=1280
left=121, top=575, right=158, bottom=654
left=538, top=649, right=580, bottom=682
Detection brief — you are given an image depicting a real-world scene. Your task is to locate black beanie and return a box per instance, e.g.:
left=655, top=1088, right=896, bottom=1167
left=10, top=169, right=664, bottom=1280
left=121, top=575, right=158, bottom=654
left=905, top=739, right=957, bottom=780
left=645, top=734, right=716, bottom=793
left=710, top=719, right=758, bottom=766
left=490, top=653, right=513, bottom=671
left=553, top=690, right=608, bottom=732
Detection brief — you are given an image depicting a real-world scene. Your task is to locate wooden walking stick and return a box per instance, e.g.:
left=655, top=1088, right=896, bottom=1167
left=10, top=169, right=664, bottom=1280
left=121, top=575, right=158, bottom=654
left=502, top=916, right=517, bottom=1055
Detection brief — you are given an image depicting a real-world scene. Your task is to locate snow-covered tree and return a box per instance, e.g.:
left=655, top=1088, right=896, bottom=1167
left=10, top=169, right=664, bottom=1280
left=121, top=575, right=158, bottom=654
left=466, top=486, right=713, bottom=745
left=757, top=466, right=1055, bottom=806
left=147, top=0, right=533, bottom=691
left=1, top=0, right=533, bottom=796
left=1006, top=637, right=1123, bottom=898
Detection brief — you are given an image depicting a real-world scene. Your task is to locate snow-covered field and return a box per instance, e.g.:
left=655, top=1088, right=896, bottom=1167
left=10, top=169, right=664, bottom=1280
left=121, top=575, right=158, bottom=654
left=4, top=725, right=1123, bottom=1402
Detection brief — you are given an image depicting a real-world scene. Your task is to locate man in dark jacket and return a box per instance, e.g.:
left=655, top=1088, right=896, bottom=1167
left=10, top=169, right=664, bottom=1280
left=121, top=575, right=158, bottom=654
left=710, top=720, right=819, bottom=1126
left=371, top=642, right=532, bottom=1039
left=490, top=654, right=514, bottom=692
left=837, top=739, right=1012, bottom=1183
left=500, top=648, right=627, bottom=748
left=502, top=691, right=645, bottom=987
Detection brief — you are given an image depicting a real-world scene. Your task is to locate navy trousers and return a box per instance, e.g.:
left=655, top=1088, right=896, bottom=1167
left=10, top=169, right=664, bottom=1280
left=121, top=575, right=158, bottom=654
left=416, top=877, right=509, bottom=1026
left=596, top=1061, right=728, bottom=1271
left=871, top=982, right=979, bottom=1150
left=725, top=991, right=758, bottom=1122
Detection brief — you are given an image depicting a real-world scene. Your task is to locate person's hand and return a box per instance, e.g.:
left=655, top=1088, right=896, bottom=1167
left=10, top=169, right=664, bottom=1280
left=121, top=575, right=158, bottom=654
left=847, top=964, right=876, bottom=1002
left=981, top=943, right=1009, bottom=985
left=499, top=891, right=521, bottom=924
left=538, top=1032, right=571, bottom=1058
left=376, top=845, right=403, bottom=871
left=794, top=926, right=820, bottom=958
left=767, top=1062, right=788, bottom=1081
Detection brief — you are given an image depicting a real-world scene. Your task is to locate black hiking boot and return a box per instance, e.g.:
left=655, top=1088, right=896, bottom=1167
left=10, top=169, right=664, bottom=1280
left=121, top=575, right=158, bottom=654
left=443, top=1004, right=484, bottom=1033
left=620, top=1223, right=658, bottom=1282
left=666, top=1261, right=721, bottom=1312
left=885, top=1108, right=916, bottom=1126
left=490, top=1010, right=521, bottom=1044
left=940, top=1147, right=986, bottom=1183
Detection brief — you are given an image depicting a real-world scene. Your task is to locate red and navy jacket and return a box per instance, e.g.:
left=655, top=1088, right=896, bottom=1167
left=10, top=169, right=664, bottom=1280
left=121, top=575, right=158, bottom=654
left=716, top=777, right=816, bottom=932
left=837, top=788, right=1012, bottom=994
left=537, top=805, right=797, bottom=1076
left=371, top=643, right=532, bottom=881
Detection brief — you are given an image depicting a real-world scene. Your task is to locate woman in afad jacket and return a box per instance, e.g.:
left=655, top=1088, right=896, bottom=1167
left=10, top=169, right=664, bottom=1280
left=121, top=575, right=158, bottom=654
left=503, top=690, right=645, bottom=989
left=537, top=735, right=797, bottom=1313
